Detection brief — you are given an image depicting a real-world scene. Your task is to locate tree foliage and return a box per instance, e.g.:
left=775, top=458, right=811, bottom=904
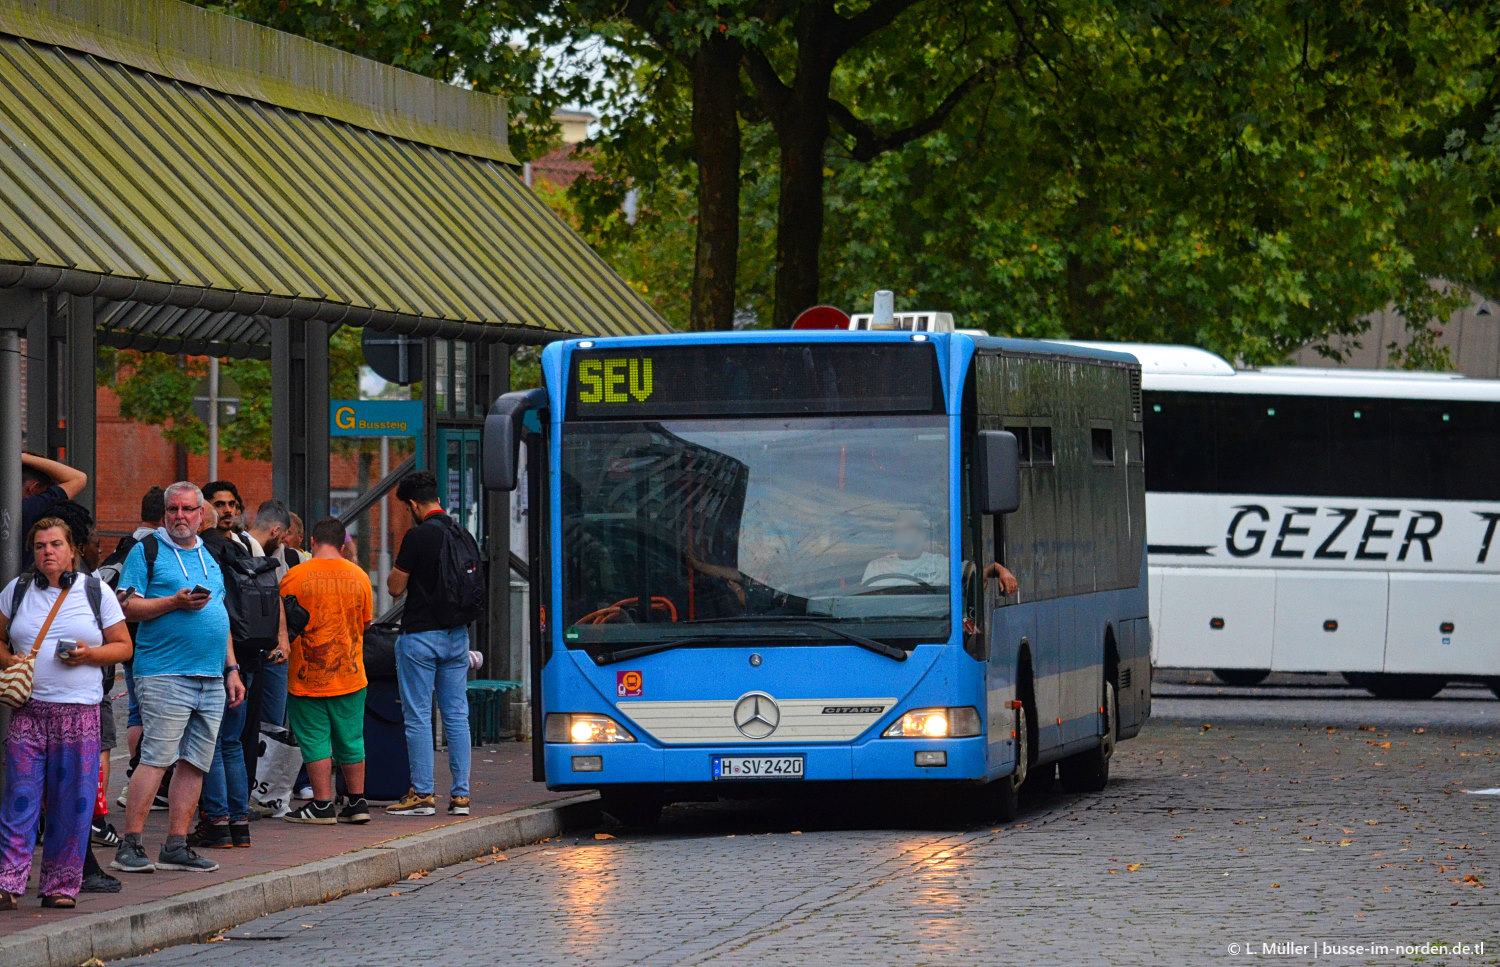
left=191, top=0, right=1500, bottom=367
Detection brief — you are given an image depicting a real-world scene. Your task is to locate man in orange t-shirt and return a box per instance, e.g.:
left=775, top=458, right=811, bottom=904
left=279, top=518, right=373, bottom=826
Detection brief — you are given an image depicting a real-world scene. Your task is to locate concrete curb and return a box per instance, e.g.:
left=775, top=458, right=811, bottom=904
left=0, top=795, right=598, bottom=967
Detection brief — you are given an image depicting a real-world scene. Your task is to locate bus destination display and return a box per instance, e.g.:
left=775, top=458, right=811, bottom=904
left=567, top=342, right=942, bottom=419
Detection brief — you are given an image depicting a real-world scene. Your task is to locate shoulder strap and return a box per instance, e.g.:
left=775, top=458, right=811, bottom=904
left=25, top=585, right=71, bottom=659
left=10, top=575, right=27, bottom=617
left=143, top=534, right=159, bottom=585
left=85, top=575, right=104, bottom=632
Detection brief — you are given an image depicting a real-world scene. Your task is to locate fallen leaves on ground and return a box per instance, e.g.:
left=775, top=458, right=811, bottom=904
left=595, top=832, right=616, bottom=840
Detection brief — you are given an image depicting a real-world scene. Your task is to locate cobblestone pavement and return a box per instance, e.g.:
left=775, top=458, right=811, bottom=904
left=122, top=677, right=1499, bottom=967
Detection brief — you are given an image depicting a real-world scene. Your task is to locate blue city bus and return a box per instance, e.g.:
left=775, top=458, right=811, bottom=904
left=483, top=329, right=1151, bottom=823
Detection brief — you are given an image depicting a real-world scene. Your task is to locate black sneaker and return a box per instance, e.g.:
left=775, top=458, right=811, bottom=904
left=90, top=819, right=121, bottom=848
left=157, top=842, right=219, bottom=872
left=186, top=820, right=233, bottom=849
left=80, top=869, right=123, bottom=894
left=229, top=822, right=251, bottom=847
left=110, top=838, right=155, bottom=874
left=337, top=797, right=371, bottom=825
left=284, top=800, right=337, bottom=825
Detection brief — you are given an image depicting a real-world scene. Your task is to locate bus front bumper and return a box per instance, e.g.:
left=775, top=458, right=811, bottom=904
left=543, top=735, right=995, bottom=789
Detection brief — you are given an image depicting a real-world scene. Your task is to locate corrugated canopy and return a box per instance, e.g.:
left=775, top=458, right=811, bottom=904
left=0, top=0, right=669, bottom=351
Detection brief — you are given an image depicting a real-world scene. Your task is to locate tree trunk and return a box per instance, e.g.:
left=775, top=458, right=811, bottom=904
left=771, top=106, right=830, bottom=328
left=688, top=35, right=741, bottom=332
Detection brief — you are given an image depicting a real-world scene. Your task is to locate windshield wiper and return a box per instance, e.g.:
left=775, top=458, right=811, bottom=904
left=591, top=616, right=909, bottom=665
left=691, top=615, right=908, bottom=661
left=594, top=636, right=725, bottom=666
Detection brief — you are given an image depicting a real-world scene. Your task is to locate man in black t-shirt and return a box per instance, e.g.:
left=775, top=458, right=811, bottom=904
left=384, top=471, right=472, bottom=818
left=19, top=451, right=87, bottom=536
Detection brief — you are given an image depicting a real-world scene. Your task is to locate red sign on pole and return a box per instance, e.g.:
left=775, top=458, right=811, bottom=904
left=791, top=305, right=852, bottom=330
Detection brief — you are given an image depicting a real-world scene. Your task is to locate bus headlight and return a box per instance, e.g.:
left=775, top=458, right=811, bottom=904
left=544, top=713, right=636, bottom=744
left=883, top=707, right=981, bottom=738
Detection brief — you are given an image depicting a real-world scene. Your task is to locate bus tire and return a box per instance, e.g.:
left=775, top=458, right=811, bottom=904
left=1489, top=679, right=1500, bottom=701
left=1351, top=673, right=1447, bottom=701
left=598, top=789, right=664, bottom=828
left=1213, top=668, right=1270, bottom=687
left=1059, top=681, right=1115, bottom=794
left=993, top=704, right=1028, bottom=823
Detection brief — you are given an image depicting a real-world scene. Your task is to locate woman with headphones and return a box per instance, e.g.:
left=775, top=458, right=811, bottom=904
left=0, top=516, right=132, bottom=910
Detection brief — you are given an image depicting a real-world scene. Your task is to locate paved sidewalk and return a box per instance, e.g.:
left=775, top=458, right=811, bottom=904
left=0, top=742, right=585, bottom=967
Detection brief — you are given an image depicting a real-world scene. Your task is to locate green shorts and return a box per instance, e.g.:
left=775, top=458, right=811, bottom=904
left=287, top=689, right=367, bottom=765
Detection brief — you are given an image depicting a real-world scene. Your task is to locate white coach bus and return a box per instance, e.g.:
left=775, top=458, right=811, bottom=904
left=1082, top=343, right=1500, bottom=700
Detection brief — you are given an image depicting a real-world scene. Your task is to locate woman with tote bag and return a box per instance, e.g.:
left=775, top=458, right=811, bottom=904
left=0, top=517, right=132, bottom=909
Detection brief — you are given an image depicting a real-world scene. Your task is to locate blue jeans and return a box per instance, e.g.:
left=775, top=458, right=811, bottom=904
left=123, top=660, right=140, bottom=729
left=200, top=686, right=249, bottom=822
left=395, top=628, right=472, bottom=798
left=259, top=660, right=288, bottom=728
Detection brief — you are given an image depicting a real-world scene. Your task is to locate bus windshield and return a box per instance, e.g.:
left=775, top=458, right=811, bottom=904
left=560, top=415, right=951, bottom=652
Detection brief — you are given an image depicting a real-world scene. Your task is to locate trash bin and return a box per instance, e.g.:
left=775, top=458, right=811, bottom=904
left=467, top=680, right=523, bottom=746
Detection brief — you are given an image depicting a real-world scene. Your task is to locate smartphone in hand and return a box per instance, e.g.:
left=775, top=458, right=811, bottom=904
left=119, top=586, right=139, bottom=602
left=56, top=638, right=79, bottom=658
left=190, top=584, right=212, bottom=597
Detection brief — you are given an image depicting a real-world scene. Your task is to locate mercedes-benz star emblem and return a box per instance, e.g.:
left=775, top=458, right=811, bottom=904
left=732, top=691, right=780, bottom=739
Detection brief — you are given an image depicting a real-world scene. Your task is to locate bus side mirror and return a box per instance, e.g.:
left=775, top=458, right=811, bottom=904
left=482, top=389, right=547, bottom=492
left=977, top=430, right=1021, bottom=514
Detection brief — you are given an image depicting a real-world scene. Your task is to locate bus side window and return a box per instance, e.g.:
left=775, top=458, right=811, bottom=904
left=1030, top=426, right=1054, bottom=465
left=1004, top=425, right=1032, bottom=464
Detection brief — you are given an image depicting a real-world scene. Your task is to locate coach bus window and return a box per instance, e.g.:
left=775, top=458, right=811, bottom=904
left=1143, top=392, right=1216, bottom=492
left=1328, top=400, right=1389, bottom=497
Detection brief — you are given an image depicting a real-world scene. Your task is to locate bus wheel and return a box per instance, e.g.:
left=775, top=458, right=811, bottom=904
left=1354, top=674, right=1448, bottom=701
left=597, top=789, right=664, bottom=828
left=1213, top=668, right=1270, bottom=687
left=1490, top=679, right=1500, bottom=701
left=993, top=704, right=1028, bottom=823
left=1059, top=681, right=1116, bottom=794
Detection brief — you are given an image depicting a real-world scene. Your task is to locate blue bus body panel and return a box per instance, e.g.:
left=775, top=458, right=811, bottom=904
left=534, top=331, right=1147, bottom=790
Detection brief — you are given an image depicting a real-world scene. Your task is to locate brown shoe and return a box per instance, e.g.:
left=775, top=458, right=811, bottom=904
left=448, top=796, right=471, bottom=816
left=384, top=789, right=436, bottom=816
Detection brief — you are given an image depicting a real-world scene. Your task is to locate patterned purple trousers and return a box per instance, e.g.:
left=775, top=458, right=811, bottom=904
left=0, top=700, right=101, bottom=899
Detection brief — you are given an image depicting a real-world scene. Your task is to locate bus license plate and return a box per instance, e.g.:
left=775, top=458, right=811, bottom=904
left=712, top=755, right=805, bottom=780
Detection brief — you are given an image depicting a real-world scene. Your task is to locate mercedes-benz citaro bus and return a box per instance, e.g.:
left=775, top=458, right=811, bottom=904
left=483, top=329, right=1152, bottom=824
left=1088, top=342, right=1500, bottom=701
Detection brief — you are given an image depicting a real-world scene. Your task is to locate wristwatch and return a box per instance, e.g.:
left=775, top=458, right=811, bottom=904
left=225, top=663, right=241, bottom=675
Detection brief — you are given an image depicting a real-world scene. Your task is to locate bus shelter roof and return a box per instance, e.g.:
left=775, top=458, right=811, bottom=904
left=0, top=0, right=669, bottom=353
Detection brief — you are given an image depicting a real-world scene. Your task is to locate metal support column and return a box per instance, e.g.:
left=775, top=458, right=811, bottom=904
left=23, top=294, right=49, bottom=453
left=62, top=294, right=96, bottom=509
left=271, top=319, right=331, bottom=521
left=480, top=342, right=511, bottom=681
left=0, top=288, right=42, bottom=580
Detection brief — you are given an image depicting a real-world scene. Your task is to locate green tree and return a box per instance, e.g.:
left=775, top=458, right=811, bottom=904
left=99, top=328, right=367, bottom=459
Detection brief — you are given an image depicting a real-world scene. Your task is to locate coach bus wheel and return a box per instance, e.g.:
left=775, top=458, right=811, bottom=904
left=1212, top=668, right=1270, bottom=687
left=993, top=703, right=1028, bottom=823
left=1348, top=673, right=1448, bottom=701
left=598, top=789, right=664, bottom=828
left=1490, top=679, right=1500, bottom=701
left=1058, top=681, right=1116, bottom=794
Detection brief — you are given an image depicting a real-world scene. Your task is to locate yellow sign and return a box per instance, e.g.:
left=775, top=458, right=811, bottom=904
left=577, top=357, right=654, bottom=405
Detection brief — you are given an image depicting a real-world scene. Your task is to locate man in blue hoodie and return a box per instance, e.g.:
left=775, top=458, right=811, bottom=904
left=111, top=482, right=245, bottom=875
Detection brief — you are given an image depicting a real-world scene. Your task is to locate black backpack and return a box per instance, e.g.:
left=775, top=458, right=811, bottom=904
left=217, top=553, right=284, bottom=650
left=430, top=516, right=485, bottom=625
left=97, top=534, right=139, bottom=590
